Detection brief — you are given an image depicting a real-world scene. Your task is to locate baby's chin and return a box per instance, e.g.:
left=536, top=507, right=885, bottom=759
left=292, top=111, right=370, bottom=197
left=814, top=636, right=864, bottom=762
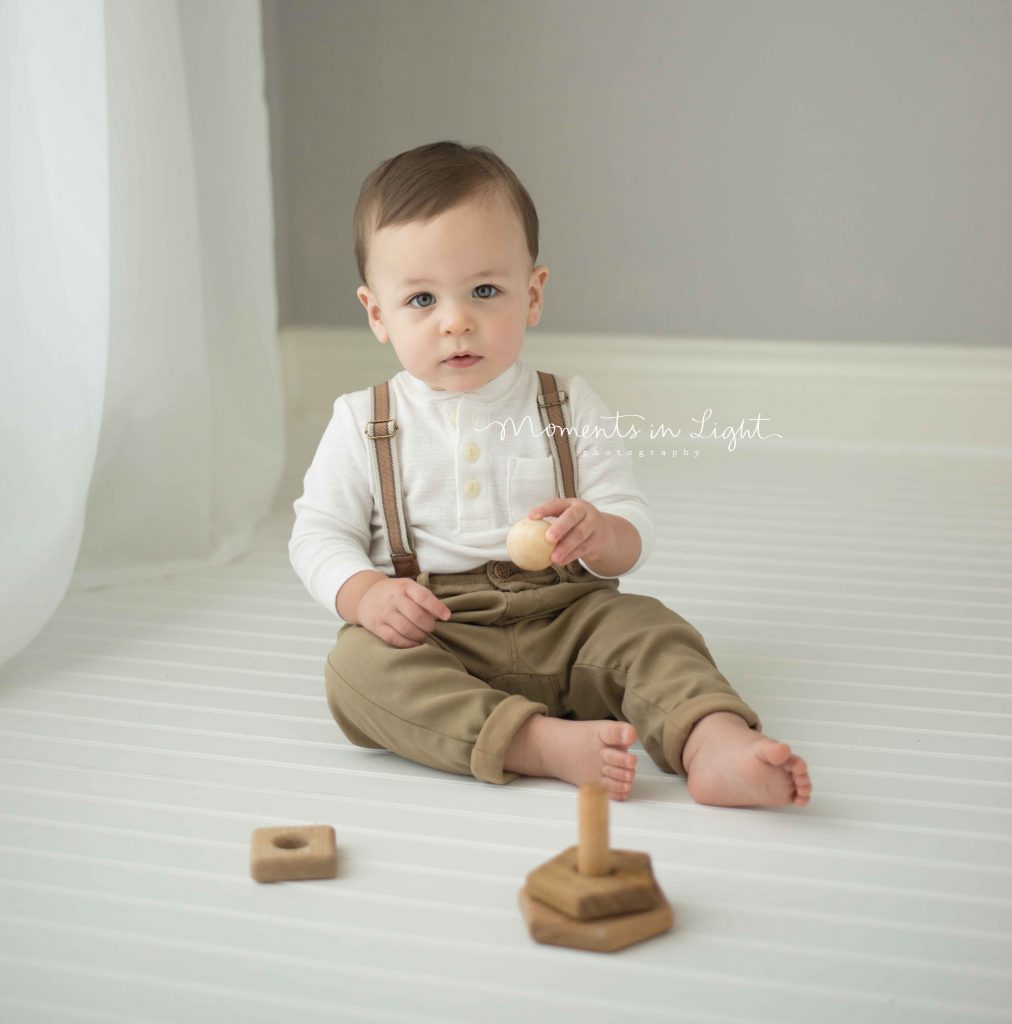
left=411, top=355, right=521, bottom=394
left=426, top=360, right=489, bottom=391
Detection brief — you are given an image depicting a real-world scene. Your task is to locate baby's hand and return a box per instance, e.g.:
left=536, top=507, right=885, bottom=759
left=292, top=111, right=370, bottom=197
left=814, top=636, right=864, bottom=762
left=356, top=577, right=452, bottom=649
left=527, top=498, right=615, bottom=568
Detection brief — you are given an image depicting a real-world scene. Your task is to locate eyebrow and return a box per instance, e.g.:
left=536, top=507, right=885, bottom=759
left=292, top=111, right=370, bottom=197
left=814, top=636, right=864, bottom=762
left=400, top=269, right=507, bottom=287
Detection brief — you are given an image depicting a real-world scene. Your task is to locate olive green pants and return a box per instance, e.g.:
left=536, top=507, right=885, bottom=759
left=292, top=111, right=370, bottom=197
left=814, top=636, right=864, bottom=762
left=324, top=559, right=761, bottom=785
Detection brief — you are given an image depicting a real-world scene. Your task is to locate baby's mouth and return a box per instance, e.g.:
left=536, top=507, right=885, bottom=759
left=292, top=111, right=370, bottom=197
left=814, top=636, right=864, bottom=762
left=443, top=353, right=482, bottom=367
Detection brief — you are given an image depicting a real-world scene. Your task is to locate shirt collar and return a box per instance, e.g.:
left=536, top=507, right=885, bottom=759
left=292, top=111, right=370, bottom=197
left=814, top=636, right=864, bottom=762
left=398, top=359, right=526, bottom=404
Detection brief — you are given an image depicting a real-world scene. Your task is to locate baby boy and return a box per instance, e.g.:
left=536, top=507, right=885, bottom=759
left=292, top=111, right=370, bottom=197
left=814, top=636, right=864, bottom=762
left=289, top=140, right=811, bottom=807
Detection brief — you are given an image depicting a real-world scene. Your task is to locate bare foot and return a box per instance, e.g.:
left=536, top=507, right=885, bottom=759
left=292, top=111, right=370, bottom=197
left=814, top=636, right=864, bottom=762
left=682, top=711, right=812, bottom=808
left=503, top=715, right=639, bottom=801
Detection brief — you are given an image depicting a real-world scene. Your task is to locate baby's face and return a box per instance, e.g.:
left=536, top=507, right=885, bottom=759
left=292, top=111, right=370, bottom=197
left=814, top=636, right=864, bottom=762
left=357, top=191, right=549, bottom=392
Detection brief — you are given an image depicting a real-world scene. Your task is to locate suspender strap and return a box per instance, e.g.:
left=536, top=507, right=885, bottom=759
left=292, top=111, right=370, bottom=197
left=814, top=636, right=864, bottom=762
left=366, top=380, right=420, bottom=579
left=365, top=369, right=578, bottom=580
left=536, top=370, right=578, bottom=499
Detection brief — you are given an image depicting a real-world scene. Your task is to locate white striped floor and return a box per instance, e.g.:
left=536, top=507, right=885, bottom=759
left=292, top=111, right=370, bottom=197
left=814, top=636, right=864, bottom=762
left=0, top=439, right=1009, bottom=1024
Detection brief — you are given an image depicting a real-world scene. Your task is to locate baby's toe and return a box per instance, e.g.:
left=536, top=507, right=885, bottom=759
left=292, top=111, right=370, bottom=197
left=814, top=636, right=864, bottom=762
left=603, top=747, right=637, bottom=770
left=598, top=721, right=637, bottom=749
left=605, top=777, right=633, bottom=800
left=783, top=755, right=812, bottom=805
left=603, top=764, right=635, bottom=783
left=786, top=755, right=811, bottom=784
left=757, top=738, right=792, bottom=767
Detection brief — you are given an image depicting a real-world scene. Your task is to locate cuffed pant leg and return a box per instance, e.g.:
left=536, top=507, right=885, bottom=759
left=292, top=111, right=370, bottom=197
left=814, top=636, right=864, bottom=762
left=470, top=693, right=549, bottom=784
left=325, top=625, right=548, bottom=785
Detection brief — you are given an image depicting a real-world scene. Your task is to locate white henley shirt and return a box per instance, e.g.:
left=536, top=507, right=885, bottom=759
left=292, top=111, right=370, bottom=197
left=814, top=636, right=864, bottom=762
left=289, top=358, right=655, bottom=617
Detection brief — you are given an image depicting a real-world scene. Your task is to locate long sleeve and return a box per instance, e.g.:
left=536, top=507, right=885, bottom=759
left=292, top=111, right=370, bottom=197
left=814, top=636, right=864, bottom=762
left=289, top=396, right=378, bottom=617
left=567, top=374, right=655, bottom=576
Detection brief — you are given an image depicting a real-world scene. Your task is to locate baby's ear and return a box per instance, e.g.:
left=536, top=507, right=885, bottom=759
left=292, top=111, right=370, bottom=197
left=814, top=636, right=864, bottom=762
left=357, top=286, right=389, bottom=343
left=527, top=265, right=550, bottom=326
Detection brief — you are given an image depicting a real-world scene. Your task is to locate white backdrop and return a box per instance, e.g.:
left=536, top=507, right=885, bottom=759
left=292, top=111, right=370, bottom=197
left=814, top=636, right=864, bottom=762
left=0, top=0, right=285, bottom=667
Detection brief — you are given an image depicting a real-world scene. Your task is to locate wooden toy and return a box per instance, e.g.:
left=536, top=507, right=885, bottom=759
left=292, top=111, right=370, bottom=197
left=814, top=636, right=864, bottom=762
left=518, top=784, right=674, bottom=952
left=250, top=825, right=337, bottom=883
left=506, top=516, right=556, bottom=570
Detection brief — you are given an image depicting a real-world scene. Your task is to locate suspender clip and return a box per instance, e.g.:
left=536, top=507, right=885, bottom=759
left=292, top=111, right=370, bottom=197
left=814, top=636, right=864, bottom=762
left=365, top=419, right=397, bottom=440
left=537, top=390, right=568, bottom=409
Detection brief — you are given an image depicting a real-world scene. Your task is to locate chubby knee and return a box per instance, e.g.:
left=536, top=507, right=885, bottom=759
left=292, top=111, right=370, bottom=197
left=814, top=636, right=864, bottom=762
left=590, top=592, right=714, bottom=661
left=325, top=623, right=394, bottom=681
left=324, top=628, right=382, bottom=703
left=323, top=646, right=385, bottom=749
left=601, top=592, right=695, bottom=633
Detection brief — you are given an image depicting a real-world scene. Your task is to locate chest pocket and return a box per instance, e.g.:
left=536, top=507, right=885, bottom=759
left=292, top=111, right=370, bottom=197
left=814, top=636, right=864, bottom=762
left=507, top=455, right=558, bottom=523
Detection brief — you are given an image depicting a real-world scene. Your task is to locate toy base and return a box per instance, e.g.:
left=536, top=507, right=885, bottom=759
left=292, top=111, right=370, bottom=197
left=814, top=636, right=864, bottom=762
left=518, top=884, right=674, bottom=953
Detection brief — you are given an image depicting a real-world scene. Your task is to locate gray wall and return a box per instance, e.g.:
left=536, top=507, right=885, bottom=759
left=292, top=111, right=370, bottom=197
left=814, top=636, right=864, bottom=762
left=262, top=0, right=1012, bottom=346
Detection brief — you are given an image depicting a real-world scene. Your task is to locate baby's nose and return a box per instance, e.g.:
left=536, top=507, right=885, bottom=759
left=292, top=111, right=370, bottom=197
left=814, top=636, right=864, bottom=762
left=439, top=304, right=474, bottom=334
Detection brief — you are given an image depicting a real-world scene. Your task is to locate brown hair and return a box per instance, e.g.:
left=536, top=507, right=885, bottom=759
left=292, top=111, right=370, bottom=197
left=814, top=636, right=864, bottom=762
left=353, top=140, right=539, bottom=286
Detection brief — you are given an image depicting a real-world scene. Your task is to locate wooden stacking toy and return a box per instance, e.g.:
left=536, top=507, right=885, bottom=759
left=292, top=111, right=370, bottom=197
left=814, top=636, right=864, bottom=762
left=518, top=784, right=674, bottom=952
left=250, top=824, right=337, bottom=883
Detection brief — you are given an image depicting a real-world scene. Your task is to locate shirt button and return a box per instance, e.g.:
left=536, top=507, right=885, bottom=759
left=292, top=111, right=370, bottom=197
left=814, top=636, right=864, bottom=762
left=463, top=479, right=481, bottom=498
left=463, top=443, right=480, bottom=462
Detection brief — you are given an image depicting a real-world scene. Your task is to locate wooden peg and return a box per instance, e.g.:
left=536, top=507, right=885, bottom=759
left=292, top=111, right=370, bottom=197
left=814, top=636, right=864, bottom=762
left=578, top=782, right=611, bottom=876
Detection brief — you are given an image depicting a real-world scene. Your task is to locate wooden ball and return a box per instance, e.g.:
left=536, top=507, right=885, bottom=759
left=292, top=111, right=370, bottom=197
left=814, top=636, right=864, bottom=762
left=507, top=517, right=556, bottom=570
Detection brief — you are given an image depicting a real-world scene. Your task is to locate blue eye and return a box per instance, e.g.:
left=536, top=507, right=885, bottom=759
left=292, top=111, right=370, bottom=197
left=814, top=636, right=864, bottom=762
left=406, top=284, right=499, bottom=308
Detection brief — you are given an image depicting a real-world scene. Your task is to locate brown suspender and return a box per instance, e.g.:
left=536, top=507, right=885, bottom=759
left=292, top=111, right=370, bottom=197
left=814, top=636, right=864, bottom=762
left=365, top=370, right=576, bottom=580
left=365, top=380, right=420, bottom=579
left=535, top=370, right=577, bottom=501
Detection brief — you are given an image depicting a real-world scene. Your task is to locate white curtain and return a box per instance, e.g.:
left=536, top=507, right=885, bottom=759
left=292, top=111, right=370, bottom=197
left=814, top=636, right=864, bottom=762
left=0, top=0, right=285, bottom=667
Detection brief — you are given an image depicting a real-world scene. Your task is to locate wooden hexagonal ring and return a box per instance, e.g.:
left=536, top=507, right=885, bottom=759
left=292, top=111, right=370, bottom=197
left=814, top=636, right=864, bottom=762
left=519, top=884, right=674, bottom=953
left=525, top=845, right=663, bottom=921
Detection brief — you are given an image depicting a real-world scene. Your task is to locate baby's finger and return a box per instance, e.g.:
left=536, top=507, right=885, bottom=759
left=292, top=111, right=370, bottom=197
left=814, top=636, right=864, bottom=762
left=409, top=582, right=452, bottom=622
left=390, top=607, right=428, bottom=643
left=379, top=622, right=422, bottom=649
left=528, top=499, right=570, bottom=521
left=544, top=518, right=568, bottom=544
left=397, top=596, right=441, bottom=636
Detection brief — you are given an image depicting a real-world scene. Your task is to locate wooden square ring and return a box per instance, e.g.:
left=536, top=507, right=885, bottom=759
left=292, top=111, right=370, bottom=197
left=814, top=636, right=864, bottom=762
left=250, top=825, right=337, bottom=883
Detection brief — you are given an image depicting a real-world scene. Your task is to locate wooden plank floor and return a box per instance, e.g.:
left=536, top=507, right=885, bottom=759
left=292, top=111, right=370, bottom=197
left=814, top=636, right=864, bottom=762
left=1, top=429, right=1010, bottom=1022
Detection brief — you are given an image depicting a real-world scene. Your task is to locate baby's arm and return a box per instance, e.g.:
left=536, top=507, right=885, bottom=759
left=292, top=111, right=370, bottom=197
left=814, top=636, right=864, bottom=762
left=532, top=374, right=656, bottom=578
left=289, top=395, right=451, bottom=647
left=289, top=396, right=386, bottom=615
